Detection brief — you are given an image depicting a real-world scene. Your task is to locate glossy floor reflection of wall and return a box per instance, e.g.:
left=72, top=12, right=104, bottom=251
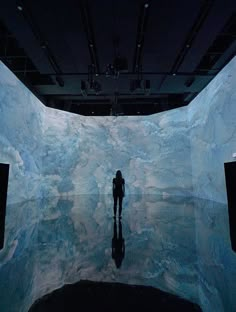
left=194, top=198, right=236, bottom=311
left=0, top=196, right=235, bottom=312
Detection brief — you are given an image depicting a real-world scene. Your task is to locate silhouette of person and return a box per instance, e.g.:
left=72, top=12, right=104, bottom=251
left=112, top=219, right=125, bottom=269
left=112, top=170, right=125, bottom=218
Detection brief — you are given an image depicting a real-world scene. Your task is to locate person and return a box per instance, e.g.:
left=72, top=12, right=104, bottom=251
left=112, top=219, right=125, bottom=268
left=112, top=170, right=125, bottom=218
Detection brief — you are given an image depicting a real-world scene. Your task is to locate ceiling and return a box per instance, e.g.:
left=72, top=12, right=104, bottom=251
left=0, top=0, right=236, bottom=116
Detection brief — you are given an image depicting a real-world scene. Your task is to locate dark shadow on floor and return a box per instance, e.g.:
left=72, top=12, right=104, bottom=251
left=29, top=280, right=201, bottom=312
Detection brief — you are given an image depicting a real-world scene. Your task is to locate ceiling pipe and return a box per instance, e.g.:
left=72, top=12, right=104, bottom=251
left=16, top=0, right=64, bottom=87
left=132, top=1, right=151, bottom=73
left=79, top=0, right=100, bottom=74
left=170, top=0, right=214, bottom=75
left=158, top=0, right=214, bottom=92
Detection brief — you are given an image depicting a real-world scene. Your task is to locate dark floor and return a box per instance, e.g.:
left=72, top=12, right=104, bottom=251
left=29, top=280, right=201, bottom=312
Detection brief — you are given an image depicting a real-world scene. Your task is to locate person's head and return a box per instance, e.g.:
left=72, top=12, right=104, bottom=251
left=116, top=170, right=122, bottom=179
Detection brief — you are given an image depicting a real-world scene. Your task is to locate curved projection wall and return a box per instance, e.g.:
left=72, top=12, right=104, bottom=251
left=0, top=57, right=236, bottom=204
left=0, top=61, right=192, bottom=204
left=189, top=57, right=236, bottom=203
left=0, top=62, right=44, bottom=204
left=41, top=107, right=191, bottom=198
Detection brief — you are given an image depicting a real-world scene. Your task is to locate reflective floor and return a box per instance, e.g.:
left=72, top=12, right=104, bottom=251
left=0, top=195, right=235, bottom=312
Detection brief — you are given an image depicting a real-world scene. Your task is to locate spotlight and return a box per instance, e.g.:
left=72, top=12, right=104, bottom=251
left=144, top=79, right=151, bottom=95
left=81, top=80, right=88, bottom=97
left=88, top=80, right=102, bottom=94
left=106, top=64, right=115, bottom=77
left=130, top=79, right=145, bottom=92
left=91, top=80, right=101, bottom=94
left=130, top=79, right=142, bottom=92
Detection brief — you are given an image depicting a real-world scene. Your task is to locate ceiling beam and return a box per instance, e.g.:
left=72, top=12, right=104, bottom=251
left=18, top=71, right=215, bottom=77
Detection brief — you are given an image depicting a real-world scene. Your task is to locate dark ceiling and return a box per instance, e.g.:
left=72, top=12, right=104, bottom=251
left=0, top=0, right=236, bottom=116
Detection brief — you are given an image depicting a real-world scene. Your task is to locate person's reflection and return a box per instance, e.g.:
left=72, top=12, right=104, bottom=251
left=112, top=219, right=125, bottom=269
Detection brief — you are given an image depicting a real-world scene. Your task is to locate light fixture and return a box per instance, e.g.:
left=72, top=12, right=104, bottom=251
left=144, top=3, right=149, bottom=8
left=130, top=79, right=150, bottom=94
left=113, top=56, right=128, bottom=73
left=81, top=80, right=88, bottom=97
left=130, top=79, right=142, bottom=92
left=87, top=64, right=102, bottom=94
left=144, top=79, right=151, bottom=95
left=106, top=64, right=115, bottom=77
left=91, top=80, right=101, bottom=94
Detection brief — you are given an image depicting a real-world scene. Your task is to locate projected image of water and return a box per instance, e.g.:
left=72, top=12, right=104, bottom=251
left=0, top=195, right=235, bottom=312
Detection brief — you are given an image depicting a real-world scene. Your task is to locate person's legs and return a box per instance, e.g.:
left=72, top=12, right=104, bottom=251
left=118, top=195, right=123, bottom=217
left=113, top=195, right=118, bottom=216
